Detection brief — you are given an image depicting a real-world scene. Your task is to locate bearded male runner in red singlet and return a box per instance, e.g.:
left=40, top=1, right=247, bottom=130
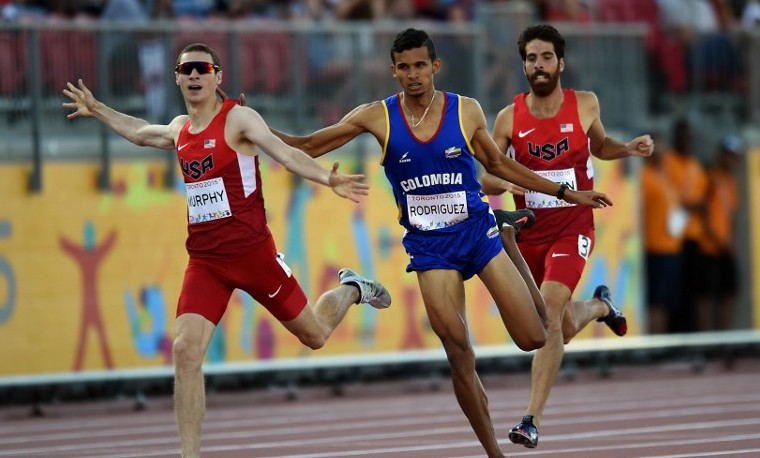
left=482, top=24, right=654, bottom=448
left=63, top=43, right=390, bottom=458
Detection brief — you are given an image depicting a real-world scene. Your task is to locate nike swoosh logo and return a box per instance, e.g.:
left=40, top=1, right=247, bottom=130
left=551, top=253, right=570, bottom=258
left=518, top=128, right=536, bottom=138
left=177, top=143, right=189, bottom=151
left=268, top=284, right=283, bottom=298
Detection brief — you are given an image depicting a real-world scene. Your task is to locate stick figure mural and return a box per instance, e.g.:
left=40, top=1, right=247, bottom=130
left=59, top=221, right=116, bottom=370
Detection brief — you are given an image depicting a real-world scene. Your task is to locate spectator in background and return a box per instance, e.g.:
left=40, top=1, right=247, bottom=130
left=297, top=0, right=414, bottom=124
left=743, top=0, right=760, bottom=27
left=545, top=0, right=592, bottom=24
left=172, top=0, right=213, bottom=18
left=657, top=0, right=743, bottom=92
left=149, top=0, right=174, bottom=17
left=596, top=0, right=686, bottom=111
left=2, top=0, right=48, bottom=21
left=136, top=0, right=174, bottom=122
left=100, top=0, right=149, bottom=96
left=290, top=0, right=367, bottom=124
left=695, top=135, right=743, bottom=330
left=662, top=118, right=708, bottom=333
left=641, top=133, right=685, bottom=334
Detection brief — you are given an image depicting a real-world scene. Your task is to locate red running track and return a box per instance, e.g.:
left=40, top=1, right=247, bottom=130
left=1, top=359, right=759, bottom=458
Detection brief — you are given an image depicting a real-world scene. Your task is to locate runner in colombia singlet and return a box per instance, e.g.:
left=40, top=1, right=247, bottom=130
left=381, top=92, right=490, bottom=234
left=177, top=99, right=270, bottom=258
left=509, top=89, right=594, bottom=244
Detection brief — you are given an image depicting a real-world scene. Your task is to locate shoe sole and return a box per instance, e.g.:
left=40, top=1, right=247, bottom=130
left=339, top=269, right=391, bottom=309
left=508, top=431, right=538, bottom=448
left=367, top=287, right=391, bottom=309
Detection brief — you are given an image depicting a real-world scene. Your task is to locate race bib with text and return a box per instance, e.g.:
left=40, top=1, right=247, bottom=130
left=186, top=177, right=232, bottom=224
left=406, top=191, right=468, bottom=230
left=524, top=168, right=577, bottom=209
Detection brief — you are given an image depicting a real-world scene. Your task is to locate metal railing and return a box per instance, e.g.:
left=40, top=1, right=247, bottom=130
left=4, top=14, right=755, bottom=188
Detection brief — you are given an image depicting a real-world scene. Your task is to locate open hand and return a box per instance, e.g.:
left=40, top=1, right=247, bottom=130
left=327, top=162, right=369, bottom=203
left=62, top=79, right=97, bottom=119
left=564, top=189, right=613, bottom=208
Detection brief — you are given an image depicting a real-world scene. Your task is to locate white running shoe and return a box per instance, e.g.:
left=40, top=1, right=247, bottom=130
left=338, top=268, right=391, bottom=309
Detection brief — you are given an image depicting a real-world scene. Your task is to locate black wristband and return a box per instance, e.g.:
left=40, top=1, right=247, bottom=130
left=556, top=184, right=568, bottom=200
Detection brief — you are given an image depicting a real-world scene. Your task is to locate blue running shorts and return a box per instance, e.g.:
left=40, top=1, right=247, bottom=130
left=402, top=211, right=502, bottom=280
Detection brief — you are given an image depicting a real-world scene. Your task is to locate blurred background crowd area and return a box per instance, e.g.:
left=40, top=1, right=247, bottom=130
left=2, top=0, right=759, bottom=147
left=2, top=0, right=760, bottom=29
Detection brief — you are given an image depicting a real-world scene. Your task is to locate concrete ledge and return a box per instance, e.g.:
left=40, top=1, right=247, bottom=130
left=2, top=330, right=759, bottom=391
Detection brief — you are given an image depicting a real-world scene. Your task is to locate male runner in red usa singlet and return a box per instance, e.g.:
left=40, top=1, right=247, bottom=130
left=482, top=24, right=654, bottom=448
left=64, top=43, right=391, bottom=458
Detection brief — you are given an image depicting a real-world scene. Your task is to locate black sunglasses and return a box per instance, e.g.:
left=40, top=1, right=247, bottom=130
left=175, top=61, right=220, bottom=75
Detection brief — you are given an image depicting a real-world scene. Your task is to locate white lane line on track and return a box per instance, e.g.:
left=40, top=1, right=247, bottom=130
left=2, top=416, right=760, bottom=457
left=2, top=397, right=760, bottom=449
left=2, top=388, right=760, bottom=440
left=2, top=369, right=756, bottom=436
left=448, top=437, right=760, bottom=458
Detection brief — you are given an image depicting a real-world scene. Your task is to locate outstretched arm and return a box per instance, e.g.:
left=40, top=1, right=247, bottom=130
left=229, top=105, right=369, bottom=203
left=271, top=102, right=382, bottom=158
left=480, top=172, right=527, bottom=196
left=63, top=79, right=179, bottom=150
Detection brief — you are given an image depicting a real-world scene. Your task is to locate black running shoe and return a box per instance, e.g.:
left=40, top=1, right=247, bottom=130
left=594, top=285, right=627, bottom=336
left=509, top=415, right=539, bottom=448
left=494, top=209, right=535, bottom=242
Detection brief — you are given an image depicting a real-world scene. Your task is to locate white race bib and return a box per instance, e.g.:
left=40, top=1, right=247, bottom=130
left=406, top=191, right=468, bottom=230
left=524, top=168, right=577, bottom=209
left=186, top=177, right=232, bottom=224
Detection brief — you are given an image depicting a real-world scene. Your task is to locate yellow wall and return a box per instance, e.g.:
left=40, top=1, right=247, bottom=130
left=0, top=157, right=642, bottom=376
left=750, top=149, right=760, bottom=329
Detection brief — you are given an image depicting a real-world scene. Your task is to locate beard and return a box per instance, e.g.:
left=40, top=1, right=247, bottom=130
left=527, top=70, right=560, bottom=97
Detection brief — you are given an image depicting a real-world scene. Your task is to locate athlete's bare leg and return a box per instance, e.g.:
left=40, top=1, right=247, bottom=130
left=500, top=226, right=547, bottom=327
left=174, top=278, right=381, bottom=457
left=281, top=285, right=360, bottom=349
left=173, top=313, right=217, bottom=458
left=417, top=269, right=504, bottom=458
left=561, top=295, right=610, bottom=344
left=523, top=281, right=570, bottom=426
left=524, top=281, right=609, bottom=425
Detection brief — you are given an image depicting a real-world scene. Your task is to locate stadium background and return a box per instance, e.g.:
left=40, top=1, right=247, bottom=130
left=0, top=2, right=758, bottom=383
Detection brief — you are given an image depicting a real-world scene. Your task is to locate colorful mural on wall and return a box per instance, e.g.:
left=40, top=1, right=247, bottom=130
left=0, top=155, right=643, bottom=376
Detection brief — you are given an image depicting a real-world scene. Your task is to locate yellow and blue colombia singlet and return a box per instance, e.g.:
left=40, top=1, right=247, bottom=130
left=381, top=92, right=490, bottom=234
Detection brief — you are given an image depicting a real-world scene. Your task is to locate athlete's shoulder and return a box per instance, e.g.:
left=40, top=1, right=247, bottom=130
left=170, top=114, right=189, bottom=126
left=573, top=90, right=600, bottom=107
left=341, top=100, right=386, bottom=126
left=496, top=103, right=516, bottom=119
left=493, top=104, right=515, bottom=138
left=457, top=93, right=479, bottom=106
left=169, top=114, right=190, bottom=133
left=457, top=95, right=486, bottom=119
left=226, top=103, right=267, bottom=130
